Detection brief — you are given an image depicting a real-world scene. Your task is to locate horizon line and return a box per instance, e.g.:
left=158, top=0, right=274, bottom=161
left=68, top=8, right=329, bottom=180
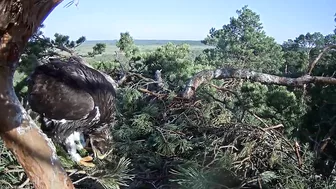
left=84, top=39, right=204, bottom=41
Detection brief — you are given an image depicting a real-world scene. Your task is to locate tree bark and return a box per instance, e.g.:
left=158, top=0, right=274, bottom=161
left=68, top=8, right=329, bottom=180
left=181, top=67, right=336, bottom=99
left=0, top=0, right=74, bottom=188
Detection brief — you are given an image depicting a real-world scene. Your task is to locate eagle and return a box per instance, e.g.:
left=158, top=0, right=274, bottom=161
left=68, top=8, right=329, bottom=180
left=26, top=58, right=117, bottom=167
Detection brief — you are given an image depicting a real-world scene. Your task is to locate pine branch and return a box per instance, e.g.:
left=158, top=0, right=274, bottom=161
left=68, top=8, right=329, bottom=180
left=181, top=67, right=336, bottom=99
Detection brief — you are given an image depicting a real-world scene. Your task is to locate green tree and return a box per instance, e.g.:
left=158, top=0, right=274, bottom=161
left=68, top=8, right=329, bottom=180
left=142, top=42, right=209, bottom=89
left=199, top=5, right=284, bottom=74
left=281, top=32, right=326, bottom=75
left=116, top=32, right=141, bottom=60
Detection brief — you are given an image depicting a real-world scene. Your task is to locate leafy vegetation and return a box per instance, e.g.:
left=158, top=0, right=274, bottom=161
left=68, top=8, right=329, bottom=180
left=1, top=5, right=336, bottom=189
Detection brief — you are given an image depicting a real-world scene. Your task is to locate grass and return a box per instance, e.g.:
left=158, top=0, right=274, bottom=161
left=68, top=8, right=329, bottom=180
left=74, top=40, right=210, bottom=64
left=75, top=40, right=209, bottom=55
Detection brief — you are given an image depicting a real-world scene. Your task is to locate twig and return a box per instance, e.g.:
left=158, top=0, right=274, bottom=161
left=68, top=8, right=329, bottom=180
left=218, top=145, right=239, bottom=151
left=66, top=169, right=86, bottom=177
left=4, top=168, right=24, bottom=174
left=250, top=112, right=269, bottom=127
left=132, top=73, right=155, bottom=82
left=138, top=88, right=167, bottom=98
left=155, top=127, right=168, bottom=143
left=318, top=124, right=336, bottom=154
left=257, top=177, right=263, bottom=189
left=72, top=175, right=90, bottom=185
left=0, top=180, right=13, bottom=188
left=159, top=128, right=186, bottom=136
left=63, top=0, right=79, bottom=8
left=18, top=178, right=30, bottom=188
left=263, top=124, right=284, bottom=131
left=307, top=44, right=336, bottom=75
left=294, top=141, right=302, bottom=168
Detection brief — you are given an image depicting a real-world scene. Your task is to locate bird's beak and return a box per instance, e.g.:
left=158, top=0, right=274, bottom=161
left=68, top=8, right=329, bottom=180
left=84, top=138, right=92, bottom=150
left=93, top=148, right=112, bottom=160
left=89, top=137, right=113, bottom=160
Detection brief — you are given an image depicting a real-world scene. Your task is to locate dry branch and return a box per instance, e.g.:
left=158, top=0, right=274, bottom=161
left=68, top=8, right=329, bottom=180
left=0, top=0, right=74, bottom=188
left=181, top=67, right=336, bottom=99
left=307, top=44, right=336, bottom=75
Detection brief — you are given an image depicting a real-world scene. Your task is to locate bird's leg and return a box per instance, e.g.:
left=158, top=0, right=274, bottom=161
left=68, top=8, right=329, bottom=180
left=65, top=132, right=95, bottom=167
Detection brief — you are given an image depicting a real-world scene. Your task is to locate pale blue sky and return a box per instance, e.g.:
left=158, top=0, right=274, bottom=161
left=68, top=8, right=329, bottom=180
left=42, top=0, right=336, bottom=44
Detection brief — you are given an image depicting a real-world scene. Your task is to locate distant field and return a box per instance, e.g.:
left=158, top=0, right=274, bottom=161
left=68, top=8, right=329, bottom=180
left=75, top=39, right=210, bottom=63
left=76, top=39, right=209, bottom=55
left=83, top=39, right=206, bottom=46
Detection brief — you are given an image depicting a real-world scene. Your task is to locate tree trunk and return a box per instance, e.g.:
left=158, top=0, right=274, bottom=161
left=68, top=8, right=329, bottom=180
left=0, top=0, right=74, bottom=188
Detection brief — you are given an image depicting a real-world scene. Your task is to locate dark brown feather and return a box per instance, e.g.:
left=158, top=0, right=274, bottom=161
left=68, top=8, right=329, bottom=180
left=27, top=60, right=117, bottom=142
left=28, top=73, right=94, bottom=120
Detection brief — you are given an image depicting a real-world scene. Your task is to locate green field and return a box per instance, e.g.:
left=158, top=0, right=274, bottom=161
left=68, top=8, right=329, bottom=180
left=75, top=39, right=209, bottom=62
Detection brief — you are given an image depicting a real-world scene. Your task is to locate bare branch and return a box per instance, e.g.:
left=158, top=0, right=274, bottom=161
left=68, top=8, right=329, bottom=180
left=63, top=0, right=79, bottom=8
left=55, top=43, right=76, bottom=55
left=307, top=44, right=336, bottom=75
left=181, top=67, right=336, bottom=99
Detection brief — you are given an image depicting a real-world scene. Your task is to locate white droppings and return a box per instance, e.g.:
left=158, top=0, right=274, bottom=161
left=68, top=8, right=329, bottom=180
left=16, top=126, right=31, bottom=135
left=17, top=104, right=60, bottom=166
left=50, top=157, right=55, bottom=166
left=34, top=122, right=59, bottom=163
left=16, top=106, right=32, bottom=135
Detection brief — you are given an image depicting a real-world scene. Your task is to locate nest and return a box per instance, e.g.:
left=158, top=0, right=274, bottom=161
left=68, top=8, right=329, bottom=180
left=202, top=123, right=303, bottom=187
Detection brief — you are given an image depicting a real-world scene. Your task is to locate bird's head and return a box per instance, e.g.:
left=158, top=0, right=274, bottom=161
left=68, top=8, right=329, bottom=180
left=87, top=125, right=113, bottom=160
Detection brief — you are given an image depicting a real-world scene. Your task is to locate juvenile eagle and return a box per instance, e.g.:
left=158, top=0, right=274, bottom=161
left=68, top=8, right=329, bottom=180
left=27, top=59, right=117, bottom=167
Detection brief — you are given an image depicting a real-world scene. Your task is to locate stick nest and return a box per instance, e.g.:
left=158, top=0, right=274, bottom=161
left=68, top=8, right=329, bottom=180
left=203, top=122, right=304, bottom=187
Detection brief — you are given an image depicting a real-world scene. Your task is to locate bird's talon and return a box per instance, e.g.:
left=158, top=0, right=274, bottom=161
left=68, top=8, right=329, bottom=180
left=81, top=155, right=93, bottom=162
left=78, top=160, right=95, bottom=167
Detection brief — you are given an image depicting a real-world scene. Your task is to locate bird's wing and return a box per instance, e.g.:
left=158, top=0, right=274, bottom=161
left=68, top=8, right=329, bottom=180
left=33, top=61, right=115, bottom=93
left=28, top=72, right=94, bottom=120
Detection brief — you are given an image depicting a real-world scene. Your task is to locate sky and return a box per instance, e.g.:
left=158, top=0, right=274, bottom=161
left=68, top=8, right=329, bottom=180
left=42, top=0, right=336, bottom=44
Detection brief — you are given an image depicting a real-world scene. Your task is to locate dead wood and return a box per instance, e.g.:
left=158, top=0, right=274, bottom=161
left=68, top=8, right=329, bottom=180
left=307, top=44, right=336, bottom=75
left=181, top=67, right=336, bottom=99
left=0, top=0, right=74, bottom=188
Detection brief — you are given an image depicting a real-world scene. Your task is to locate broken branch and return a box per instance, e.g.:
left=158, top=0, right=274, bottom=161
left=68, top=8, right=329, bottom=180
left=307, top=44, right=336, bottom=75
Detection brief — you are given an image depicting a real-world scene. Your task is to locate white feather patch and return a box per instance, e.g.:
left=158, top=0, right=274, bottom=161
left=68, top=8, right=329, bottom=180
left=92, top=106, right=101, bottom=122
left=65, top=131, right=83, bottom=162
